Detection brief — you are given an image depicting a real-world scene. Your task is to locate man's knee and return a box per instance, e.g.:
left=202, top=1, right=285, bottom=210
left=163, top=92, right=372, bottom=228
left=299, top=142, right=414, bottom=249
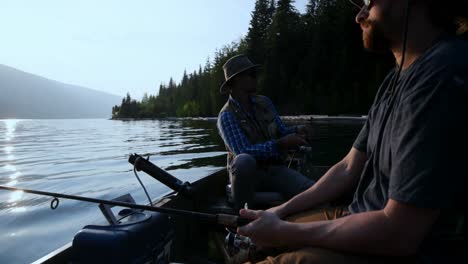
left=230, top=154, right=257, bottom=176
left=267, top=166, right=315, bottom=198
left=256, top=247, right=366, bottom=264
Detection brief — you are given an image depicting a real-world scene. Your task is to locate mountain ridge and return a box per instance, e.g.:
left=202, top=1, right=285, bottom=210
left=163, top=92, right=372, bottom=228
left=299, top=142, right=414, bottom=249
left=0, top=64, right=121, bottom=119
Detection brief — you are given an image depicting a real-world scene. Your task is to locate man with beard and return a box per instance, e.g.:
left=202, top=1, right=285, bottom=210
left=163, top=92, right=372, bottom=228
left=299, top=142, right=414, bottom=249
left=237, top=0, right=467, bottom=263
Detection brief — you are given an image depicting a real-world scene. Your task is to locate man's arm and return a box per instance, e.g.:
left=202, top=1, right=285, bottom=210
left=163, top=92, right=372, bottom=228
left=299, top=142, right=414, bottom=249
left=271, top=147, right=367, bottom=218
left=218, top=111, right=281, bottom=160
left=239, top=199, right=439, bottom=256
left=218, top=111, right=307, bottom=159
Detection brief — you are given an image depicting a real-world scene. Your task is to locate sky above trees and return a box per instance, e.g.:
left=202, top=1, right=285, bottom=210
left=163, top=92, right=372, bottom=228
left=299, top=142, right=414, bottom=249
left=0, top=0, right=307, bottom=99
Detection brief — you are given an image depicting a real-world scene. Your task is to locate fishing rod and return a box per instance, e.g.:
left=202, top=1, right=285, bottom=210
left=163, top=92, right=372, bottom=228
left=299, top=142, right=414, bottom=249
left=0, top=185, right=250, bottom=228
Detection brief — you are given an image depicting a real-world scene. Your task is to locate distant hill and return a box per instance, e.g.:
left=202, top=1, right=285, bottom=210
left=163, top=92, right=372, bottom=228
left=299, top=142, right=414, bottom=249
left=0, top=64, right=121, bottom=119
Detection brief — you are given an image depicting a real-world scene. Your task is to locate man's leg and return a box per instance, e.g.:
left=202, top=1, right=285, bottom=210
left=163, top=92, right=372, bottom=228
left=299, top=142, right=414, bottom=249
left=261, top=165, right=314, bottom=199
left=229, top=154, right=261, bottom=210
left=254, top=247, right=412, bottom=264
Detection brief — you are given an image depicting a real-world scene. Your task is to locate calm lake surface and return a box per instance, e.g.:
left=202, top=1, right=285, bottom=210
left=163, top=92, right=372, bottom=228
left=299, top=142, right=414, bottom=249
left=0, top=118, right=364, bottom=263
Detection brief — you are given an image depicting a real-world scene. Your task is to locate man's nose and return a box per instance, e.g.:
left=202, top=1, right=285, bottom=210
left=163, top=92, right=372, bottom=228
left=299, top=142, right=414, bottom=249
left=355, top=6, right=369, bottom=24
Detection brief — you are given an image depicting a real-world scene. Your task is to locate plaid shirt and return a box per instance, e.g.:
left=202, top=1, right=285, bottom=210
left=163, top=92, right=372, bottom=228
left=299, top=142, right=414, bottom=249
left=217, top=95, right=296, bottom=160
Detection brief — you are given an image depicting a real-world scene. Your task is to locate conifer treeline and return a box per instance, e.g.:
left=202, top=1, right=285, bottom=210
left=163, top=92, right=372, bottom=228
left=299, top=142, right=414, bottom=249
left=112, top=0, right=394, bottom=119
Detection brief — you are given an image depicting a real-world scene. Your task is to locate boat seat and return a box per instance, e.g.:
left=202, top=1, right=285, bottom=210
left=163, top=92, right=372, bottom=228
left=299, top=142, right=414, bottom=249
left=225, top=184, right=285, bottom=209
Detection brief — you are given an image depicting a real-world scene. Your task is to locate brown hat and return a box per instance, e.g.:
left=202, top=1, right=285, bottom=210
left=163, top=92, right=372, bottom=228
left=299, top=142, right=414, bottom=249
left=219, top=54, right=261, bottom=94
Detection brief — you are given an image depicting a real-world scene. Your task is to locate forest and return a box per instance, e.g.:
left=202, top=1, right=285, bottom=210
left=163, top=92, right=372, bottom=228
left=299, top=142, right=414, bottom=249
left=112, top=0, right=395, bottom=118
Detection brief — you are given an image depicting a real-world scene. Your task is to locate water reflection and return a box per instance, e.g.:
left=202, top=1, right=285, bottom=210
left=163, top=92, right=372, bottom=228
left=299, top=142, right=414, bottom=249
left=6, top=180, right=18, bottom=186
left=4, top=119, right=20, bottom=141
left=9, top=172, right=21, bottom=181
left=4, top=146, right=13, bottom=154
left=2, top=164, right=16, bottom=171
left=0, top=166, right=21, bottom=188
left=10, top=207, right=26, bottom=213
left=1, top=120, right=22, bottom=191
left=8, top=190, right=24, bottom=203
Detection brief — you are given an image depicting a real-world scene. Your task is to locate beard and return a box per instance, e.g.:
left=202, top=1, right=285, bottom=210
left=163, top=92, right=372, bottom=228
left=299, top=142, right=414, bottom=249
left=361, top=19, right=390, bottom=52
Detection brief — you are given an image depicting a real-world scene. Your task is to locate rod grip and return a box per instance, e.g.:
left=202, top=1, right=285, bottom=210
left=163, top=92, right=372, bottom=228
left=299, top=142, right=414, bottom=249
left=217, top=214, right=253, bottom=227
left=129, top=153, right=192, bottom=197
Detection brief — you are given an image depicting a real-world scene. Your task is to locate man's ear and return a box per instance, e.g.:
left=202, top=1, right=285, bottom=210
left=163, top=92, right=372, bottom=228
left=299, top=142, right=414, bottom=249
left=456, top=17, right=468, bottom=36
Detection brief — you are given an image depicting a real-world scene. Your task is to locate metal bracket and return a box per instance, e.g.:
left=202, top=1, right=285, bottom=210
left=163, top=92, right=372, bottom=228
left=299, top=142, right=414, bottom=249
left=99, top=193, right=137, bottom=225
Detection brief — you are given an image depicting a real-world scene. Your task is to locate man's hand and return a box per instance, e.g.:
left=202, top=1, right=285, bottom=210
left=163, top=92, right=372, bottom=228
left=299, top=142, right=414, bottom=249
left=266, top=204, right=288, bottom=219
left=237, top=209, right=291, bottom=247
left=276, top=133, right=307, bottom=151
left=296, top=125, right=313, bottom=138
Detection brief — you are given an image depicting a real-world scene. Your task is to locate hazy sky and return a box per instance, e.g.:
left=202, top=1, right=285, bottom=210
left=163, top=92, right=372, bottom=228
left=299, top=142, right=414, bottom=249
left=0, top=0, right=307, bottom=99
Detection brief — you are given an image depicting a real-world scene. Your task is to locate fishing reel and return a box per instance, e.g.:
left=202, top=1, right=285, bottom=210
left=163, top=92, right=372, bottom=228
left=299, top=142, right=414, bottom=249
left=286, top=145, right=312, bottom=171
left=224, top=228, right=256, bottom=259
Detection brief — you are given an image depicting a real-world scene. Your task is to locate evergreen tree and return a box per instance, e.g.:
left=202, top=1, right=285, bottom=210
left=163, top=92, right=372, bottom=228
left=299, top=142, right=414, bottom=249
left=263, top=0, right=302, bottom=109
left=246, top=0, right=275, bottom=63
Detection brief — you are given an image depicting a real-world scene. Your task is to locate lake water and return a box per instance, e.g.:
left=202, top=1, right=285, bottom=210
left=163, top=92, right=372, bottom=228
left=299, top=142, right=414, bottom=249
left=0, top=118, right=364, bottom=263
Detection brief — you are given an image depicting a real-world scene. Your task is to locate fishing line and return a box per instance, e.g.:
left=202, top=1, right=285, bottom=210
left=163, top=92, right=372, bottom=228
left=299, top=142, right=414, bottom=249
left=133, top=155, right=153, bottom=206
left=387, top=0, right=410, bottom=99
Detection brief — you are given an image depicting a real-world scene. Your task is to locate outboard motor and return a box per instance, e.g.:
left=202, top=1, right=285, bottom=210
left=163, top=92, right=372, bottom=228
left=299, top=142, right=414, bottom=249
left=72, top=194, right=174, bottom=264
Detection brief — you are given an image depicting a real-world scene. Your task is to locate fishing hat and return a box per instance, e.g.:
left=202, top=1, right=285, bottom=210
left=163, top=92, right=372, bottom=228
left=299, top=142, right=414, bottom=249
left=219, top=54, right=261, bottom=94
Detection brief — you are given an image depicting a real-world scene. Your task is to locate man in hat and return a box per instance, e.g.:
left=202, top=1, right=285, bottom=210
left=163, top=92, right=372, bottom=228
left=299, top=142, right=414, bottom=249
left=217, top=54, right=315, bottom=211
left=236, top=0, right=467, bottom=262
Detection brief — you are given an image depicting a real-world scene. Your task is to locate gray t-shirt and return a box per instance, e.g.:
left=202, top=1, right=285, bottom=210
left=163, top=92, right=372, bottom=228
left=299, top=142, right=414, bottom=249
left=350, top=34, right=466, bottom=256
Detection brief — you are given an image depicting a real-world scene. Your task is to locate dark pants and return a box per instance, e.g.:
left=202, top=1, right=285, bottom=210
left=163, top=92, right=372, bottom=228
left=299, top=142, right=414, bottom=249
left=229, top=154, right=314, bottom=209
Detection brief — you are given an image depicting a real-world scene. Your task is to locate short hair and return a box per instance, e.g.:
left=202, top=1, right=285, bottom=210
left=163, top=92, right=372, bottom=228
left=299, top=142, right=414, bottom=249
left=456, top=18, right=468, bottom=39
left=426, top=0, right=468, bottom=33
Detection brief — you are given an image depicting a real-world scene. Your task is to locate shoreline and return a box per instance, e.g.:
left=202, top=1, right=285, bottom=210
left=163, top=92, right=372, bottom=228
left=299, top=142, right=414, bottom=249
left=111, top=115, right=367, bottom=122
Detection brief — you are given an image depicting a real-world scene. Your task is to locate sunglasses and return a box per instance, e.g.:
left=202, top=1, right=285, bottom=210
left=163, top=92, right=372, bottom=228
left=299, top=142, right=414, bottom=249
left=349, top=0, right=373, bottom=10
